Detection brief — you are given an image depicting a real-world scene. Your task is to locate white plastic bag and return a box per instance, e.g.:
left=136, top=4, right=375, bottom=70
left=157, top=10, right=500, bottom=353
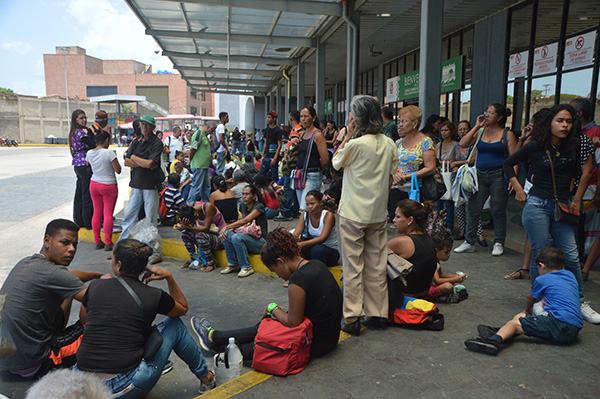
left=129, top=218, right=163, bottom=264
left=440, top=161, right=452, bottom=201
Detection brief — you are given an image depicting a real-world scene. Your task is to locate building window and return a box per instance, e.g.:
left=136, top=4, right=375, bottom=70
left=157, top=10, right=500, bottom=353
left=86, top=86, right=117, bottom=97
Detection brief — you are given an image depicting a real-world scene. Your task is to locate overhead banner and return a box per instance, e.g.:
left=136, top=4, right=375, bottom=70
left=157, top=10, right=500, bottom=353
left=564, top=31, right=596, bottom=70
left=324, top=98, right=333, bottom=115
left=441, top=56, right=463, bottom=93
left=399, top=71, right=420, bottom=100
left=533, top=42, right=558, bottom=76
left=386, top=76, right=400, bottom=103
left=508, top=50, right=529, bottom=79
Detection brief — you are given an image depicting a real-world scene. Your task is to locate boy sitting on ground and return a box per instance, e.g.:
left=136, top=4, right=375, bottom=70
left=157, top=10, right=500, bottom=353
left=160, top=173, right=185, bottom=226
left=427, top=230, right=468, bottom=303
left=465, top=247, right=582, bottom=355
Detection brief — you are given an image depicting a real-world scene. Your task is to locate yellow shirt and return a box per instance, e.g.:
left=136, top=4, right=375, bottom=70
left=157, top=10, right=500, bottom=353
left=332, top=134, right=398, bottom=224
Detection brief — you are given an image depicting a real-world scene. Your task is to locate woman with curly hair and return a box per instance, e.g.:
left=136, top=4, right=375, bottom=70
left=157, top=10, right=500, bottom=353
left=191, top=228, right=342, bottom=360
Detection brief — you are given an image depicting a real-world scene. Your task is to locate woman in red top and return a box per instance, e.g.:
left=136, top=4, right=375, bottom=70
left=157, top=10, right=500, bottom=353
left=253, top=174, right=280, bottom=219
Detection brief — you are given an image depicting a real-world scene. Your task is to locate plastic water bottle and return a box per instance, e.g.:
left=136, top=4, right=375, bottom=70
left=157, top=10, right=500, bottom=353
left=214, top=337, right=243, bottom=385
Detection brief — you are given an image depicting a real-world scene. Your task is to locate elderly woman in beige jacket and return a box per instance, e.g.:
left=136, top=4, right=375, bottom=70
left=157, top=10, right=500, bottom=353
left=332, top=95, right=399, bottom=336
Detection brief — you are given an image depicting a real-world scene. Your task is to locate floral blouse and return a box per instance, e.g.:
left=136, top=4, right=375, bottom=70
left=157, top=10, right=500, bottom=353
left=71, top=128, right=90, bottom=167
left=392, top=136, right=434, bottom=190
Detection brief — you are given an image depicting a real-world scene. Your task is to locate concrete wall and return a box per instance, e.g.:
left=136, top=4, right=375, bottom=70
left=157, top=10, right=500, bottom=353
left=0, top=93, right=117, bottom=144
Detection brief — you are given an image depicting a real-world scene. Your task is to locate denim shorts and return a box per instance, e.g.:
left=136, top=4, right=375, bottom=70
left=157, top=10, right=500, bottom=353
left=519, top=313, right=580, bottom=344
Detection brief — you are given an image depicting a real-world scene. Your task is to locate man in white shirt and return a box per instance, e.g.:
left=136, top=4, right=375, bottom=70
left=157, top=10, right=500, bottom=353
left=164, top=125, right=184, bottom=166
left=215, top=112, right=229, bottom=175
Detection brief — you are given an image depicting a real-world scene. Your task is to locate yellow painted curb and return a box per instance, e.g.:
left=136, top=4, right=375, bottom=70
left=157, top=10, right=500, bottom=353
left=78, top=228, right=342, bottom=286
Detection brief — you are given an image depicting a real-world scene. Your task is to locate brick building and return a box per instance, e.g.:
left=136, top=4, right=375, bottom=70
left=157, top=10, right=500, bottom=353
left=44, top=46, right=214, bottom=117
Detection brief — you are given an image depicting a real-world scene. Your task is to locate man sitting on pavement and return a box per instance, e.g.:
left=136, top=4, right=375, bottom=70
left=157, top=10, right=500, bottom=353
left=119, top=115, right=165, bottom=240
left=0, top=219, right=102, bottom=378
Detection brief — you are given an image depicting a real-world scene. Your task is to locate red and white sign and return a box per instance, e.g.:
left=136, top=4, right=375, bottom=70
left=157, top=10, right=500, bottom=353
left=533, top=42, right=558, bottom=76
left=564, top=31, right=596, bottom=70
left=508, top=50, right=529, bottom=79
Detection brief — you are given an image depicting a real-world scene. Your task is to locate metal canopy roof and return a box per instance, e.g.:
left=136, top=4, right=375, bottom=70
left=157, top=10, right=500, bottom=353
left=127, top=0, right=521, bottom=98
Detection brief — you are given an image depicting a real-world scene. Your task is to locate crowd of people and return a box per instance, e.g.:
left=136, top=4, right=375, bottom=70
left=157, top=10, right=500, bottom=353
left=2, top=94, right=600, bottom=397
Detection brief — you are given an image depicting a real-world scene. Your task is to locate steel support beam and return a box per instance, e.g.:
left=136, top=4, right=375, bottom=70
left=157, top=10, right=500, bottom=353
left=316, top=40, right=326, bottom=120
left=418, top=0, right=443, bottom=127
left=163, top=50, right=296, bottom=66
left=277, top=82, right=284, bottom=122
left=296, top=60, right=305, bottom=109
left=159, top=0, right=342, bottom=16
left=147, top=29, right=314, bottom=48
left=186, top=76, right=273, bottom=85
left=377, top=63, right=385, bottom=105
left=191, top=84, right=270, bottom=91
left=175, top=66, right=281, bottom=78
left=198, top=90, right=264, bottom=96
left=344, top=3, right=360, bottom=112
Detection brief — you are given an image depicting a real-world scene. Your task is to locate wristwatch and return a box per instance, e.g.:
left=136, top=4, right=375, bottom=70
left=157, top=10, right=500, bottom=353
left=267, top=302, right=279, bottom=316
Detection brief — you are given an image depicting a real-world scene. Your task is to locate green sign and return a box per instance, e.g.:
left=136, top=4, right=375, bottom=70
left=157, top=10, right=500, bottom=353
left=441, top=56, right=462, bottom=93
left=398, top=71, right=420, bottom=100
left=388, top=56, right=463, bottom=102
left=324, top=98, right=334, bottom=115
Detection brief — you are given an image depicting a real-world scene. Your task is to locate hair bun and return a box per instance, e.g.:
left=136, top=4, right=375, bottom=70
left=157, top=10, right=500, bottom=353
left=505, top=108, right=512, bottom=117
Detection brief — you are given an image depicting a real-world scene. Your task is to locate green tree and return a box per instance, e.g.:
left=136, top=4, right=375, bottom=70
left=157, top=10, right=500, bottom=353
left=0, top=87, right=16, bottom=95
left=120, top=104, right=135, bottom=114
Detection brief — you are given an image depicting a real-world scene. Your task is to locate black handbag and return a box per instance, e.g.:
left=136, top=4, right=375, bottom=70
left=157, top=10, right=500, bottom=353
left=115, top=277, right=163, bottom=359
left=546, top=149, right=580, bottom=226
left=420, top=166, right=447, bottom=202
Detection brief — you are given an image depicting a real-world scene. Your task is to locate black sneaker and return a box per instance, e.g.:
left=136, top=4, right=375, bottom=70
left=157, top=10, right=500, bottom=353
left=273, top=215, right=293, bottom=221
left=477, top=325, right=500, bottom=339
left=360, top=317, right=388, bottom=330
left=162, top=360, right=174, bottom=375
left=464, top=337, right=500, bottom=355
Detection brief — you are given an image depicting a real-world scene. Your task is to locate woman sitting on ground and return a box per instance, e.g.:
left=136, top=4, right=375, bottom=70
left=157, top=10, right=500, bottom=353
left=177, top=201, right=226, bottom=272
left=293, top=190, right=339, bottom=267
left=75, top=239, right=215, bottom=397
left=209, top=175, right=238, bottom=223
left=388, top=199, right=438, bottom=301
left=191, top=228, right=342, bottom=360
left=218, top=184, right=268, bottom=278
left=253, top=174, right=281, bottom=219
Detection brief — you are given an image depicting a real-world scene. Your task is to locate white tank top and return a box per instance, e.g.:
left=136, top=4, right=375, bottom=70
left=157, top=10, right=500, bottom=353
left=307, top=210, right=337, bottom=249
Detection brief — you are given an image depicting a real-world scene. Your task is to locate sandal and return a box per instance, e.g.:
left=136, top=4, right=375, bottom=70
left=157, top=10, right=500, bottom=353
left=283, top=281, right=289, bottom=288
left=504, top=268, right=530, bottom=280
left=201, top=264, right=216, bottom=273
left=180, top=261, right=191, bottom=269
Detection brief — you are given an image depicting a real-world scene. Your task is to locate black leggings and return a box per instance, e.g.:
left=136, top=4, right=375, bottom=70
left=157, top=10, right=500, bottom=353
left=212, top=323, right=260, bottom=360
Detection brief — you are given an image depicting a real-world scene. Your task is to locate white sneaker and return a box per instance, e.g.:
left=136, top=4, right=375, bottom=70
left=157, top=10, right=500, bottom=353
left=454, top=241, right=475, bottom=253
left=532, top=299, right=548, bottom=316
left=581, top=301, right=600, bottom=324
left=491, top=243, right=504, bottom=256
left=237, top=269, right=255, bottom=278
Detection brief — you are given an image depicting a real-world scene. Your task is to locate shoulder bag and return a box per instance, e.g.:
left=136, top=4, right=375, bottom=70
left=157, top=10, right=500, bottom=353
left=233, top=219, right=262, bottom=239
left=546, top=149, right=580, bottom=226
left=115, top=276, right=163, bottom=359
left=420, top=140, right=447, bottom=202
left=460, top=127, right=484, bottom=193
left=290, top=131, right=317, bottom=190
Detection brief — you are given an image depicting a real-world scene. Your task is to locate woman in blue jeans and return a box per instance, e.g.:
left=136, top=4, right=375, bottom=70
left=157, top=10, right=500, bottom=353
left=504, top=104, right=600, bottom=324
left=75, top=239, right=215, bottom=397
left=219, top=184, right=268, bottom=278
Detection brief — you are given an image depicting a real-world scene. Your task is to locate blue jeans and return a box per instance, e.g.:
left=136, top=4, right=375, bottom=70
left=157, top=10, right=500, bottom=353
left=188, top=168, right=211, bottom=203
left=302, top=244, right=340, bottom=266
left=85, top=317, right=208, bottom=399
left=257, top=139, right=264, bottom=153
left=466, top=168, right=508, bottom=245
left=265, top=207, right=280, bottom=219
left=296, top=172, right=322, bottom=212
left=119, top=188, right=159, bottom=241
left=436, top=200, right=455, bottom=231
left=222, top=230, right=266, bottom=271
left=232, top=140, right=244, bottom=155
left=280, top=175, right=299, bottom=217
left=522, top=195, right=584, bottom=300
left=216, top=151, right=227, bottom=175
left=259, top=157, right=279, bottom=182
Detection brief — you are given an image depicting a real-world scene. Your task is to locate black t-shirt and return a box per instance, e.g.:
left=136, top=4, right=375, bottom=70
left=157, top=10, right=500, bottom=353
left=296, top=132, right=321, bottom=170
left=232, top=130, right=242, bottom=141
left=76, top=276, right=175, bottom=373
left=240, top=201, right=268, bottom=239
left=264, top=125, right=283, bottom=156
left=504, top=139, right=580, bottom=202
left=391, top=234, right=437, bottom=296
left=289, top=260, right=342, bottom=358
left=126, top=134, right=165, bottom=189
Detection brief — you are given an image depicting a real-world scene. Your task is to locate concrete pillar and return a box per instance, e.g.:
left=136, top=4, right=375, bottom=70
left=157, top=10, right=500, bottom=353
left=277, top=82, right=284, bottom=122
left=316, top=40, right=326, bottom=120
left=377, top=63, right=385, bottom=106
left=418, top=0, right=443, bottom=128
left=333, top=83, right=339, bottom=125
left=345, top=6, right=360, bottom=105
left=296, top=60, right=305, bottom=110
left=284, top=75, right=291, bottom=122
left=471, top=10, right=509, bottom=124
left=244, top=97, right=255, bottom=134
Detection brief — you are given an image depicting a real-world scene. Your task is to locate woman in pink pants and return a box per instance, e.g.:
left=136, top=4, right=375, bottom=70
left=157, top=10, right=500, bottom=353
left=86, top=131, right=122, bottom=251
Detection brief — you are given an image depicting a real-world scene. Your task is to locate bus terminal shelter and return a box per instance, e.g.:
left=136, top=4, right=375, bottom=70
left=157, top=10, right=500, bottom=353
left=125, top=0, right=600, bottom=134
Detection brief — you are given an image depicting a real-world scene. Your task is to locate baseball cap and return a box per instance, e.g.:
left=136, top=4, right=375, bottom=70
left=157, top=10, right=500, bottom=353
left=267, top=110, right=278, bottom=119
left=140, top=115, right=155, bottom=125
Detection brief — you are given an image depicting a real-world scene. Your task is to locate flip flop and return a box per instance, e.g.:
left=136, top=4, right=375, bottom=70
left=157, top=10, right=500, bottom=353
left=201, top=264, right=216, bottom=273
left=504, top=268, right=530, bottom=280
left=283, top=281, right=289, bottom=288
left=180, top=261, right=191, bottom=269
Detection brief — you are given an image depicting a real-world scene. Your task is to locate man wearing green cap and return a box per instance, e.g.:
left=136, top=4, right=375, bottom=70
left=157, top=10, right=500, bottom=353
left=119, top=115, right=165, bottom=240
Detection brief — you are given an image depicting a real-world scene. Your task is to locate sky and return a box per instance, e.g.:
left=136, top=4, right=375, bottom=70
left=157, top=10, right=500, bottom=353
left=0, top=0, right=175, bottom=97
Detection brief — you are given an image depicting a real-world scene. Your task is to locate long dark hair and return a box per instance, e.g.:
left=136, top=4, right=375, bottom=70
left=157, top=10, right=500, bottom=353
left=302, top=106, right=320, bottom=129
left=421, top=114, right=441, bottom=134
left=68, top=109, right=86, bottom=155
left=531, top=104, right=576, bottom=149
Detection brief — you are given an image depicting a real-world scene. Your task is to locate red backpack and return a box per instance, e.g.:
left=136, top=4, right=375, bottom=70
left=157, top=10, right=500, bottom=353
left=158, top=186, right=169, bottom=221
left=388, top=295, right=444, bottom=331
left=252, top=317, right=313, bottom=376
